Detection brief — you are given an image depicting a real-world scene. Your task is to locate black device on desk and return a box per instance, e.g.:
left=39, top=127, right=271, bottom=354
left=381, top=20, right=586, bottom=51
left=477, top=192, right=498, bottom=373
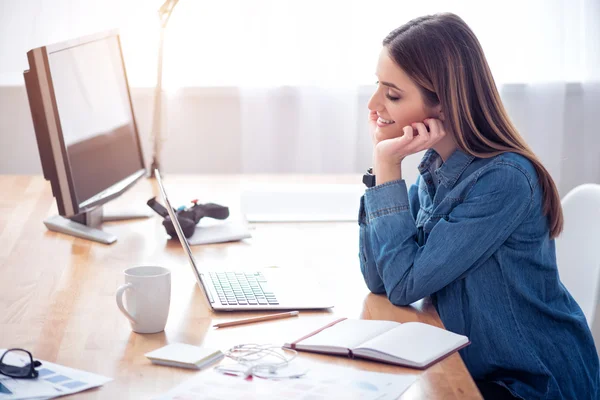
left=147, top=197, right=229, bottom=239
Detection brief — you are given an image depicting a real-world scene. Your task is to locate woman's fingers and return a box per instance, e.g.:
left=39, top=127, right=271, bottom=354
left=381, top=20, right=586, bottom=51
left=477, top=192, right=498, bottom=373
left=400, top=122, right=428, bottom=153
left=403, top=119, right=446, bottom=154
left=412, top=122, right=430, bottom=142
left=374, top=118, right=447, bottom=164
left=424, top=118, right=446, bottom=142
left=402, top=125, right=414, bottom=140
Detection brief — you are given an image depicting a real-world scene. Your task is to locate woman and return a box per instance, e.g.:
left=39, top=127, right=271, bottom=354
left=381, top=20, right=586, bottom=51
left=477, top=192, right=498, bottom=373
left=359, top=12, right=599, bottom=400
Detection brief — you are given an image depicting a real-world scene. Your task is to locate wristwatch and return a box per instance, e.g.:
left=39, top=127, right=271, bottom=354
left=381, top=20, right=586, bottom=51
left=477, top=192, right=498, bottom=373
left=362, top=168, right=376, bottom=188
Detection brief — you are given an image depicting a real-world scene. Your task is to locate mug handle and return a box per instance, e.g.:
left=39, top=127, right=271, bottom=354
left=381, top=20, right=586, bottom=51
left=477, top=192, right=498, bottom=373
left=116, top=283, right=137, bottom=324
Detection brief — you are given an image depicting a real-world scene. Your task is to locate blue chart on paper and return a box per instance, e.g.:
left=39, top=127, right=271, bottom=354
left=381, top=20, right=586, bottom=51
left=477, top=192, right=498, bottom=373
left=0, top=382, right=12, bottom=394
left=37, top=368, right=54, bottom=377
left=46, top=374, right=70, bottom=383
left=63, top=380, right=86, bottom=389
left=354, top=381, right=379, bottom=391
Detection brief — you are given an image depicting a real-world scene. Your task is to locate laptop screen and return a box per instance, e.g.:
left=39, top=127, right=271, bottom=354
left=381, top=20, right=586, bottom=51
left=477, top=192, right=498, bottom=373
left=155, top=170, right=206, bottom=287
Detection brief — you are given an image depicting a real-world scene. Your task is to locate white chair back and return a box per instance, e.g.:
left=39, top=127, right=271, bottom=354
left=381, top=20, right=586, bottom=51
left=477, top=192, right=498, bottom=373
left=555, top=184, right=600, bottom=327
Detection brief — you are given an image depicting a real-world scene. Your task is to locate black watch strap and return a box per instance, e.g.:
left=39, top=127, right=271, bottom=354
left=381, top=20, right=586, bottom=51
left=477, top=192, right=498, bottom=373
left=362, top=168, right=376, bottom=188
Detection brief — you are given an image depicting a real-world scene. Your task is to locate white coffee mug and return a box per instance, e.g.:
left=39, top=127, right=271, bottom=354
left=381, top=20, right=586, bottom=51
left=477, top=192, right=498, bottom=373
left=116, top=266, right=171, bottom=334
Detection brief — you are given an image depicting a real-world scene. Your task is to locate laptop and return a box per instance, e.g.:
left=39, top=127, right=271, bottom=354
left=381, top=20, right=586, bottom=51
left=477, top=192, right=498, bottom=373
left=155, top=170, right=334, bottom=311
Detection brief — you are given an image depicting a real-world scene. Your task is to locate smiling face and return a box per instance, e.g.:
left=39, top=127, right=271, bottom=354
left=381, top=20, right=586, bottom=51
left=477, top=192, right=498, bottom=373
left=368, top=47, right=440, bottom=142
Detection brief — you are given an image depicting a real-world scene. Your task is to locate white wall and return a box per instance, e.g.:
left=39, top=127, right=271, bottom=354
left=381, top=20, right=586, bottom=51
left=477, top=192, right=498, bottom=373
left=1, top=83, right=598, bottom=199
left=0, top=86, right=246, bottom=175
left=0, top=85, right=374, bottom=174
left=1, top=1, right=598, bottom=198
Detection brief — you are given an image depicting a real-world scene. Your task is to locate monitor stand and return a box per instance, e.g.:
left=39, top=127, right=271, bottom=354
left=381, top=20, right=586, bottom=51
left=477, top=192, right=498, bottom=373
left=44, top=206, right=152, bottom=244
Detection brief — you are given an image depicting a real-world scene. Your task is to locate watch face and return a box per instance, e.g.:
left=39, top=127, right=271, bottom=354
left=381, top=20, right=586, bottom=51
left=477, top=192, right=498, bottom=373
left=363, top=173, right=376, bottom=188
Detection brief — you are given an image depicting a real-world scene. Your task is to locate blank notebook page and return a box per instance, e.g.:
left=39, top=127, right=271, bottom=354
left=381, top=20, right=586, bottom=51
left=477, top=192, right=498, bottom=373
left=357, top=322, right=468, bottom=365
left=299, top=319, right=399, bottom=350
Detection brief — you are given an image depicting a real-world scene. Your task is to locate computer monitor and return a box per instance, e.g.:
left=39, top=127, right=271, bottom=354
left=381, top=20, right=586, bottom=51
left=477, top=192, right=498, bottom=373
left=23, top=30, right=148, bottom=244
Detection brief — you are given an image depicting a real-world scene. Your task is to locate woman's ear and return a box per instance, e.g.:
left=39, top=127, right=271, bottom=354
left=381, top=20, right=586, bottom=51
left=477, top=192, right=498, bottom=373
left=432, top=104, right=445, bottom=121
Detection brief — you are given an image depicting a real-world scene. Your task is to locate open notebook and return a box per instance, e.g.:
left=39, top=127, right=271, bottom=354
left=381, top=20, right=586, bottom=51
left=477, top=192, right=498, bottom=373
left=284, top=318, right=470, bottom=369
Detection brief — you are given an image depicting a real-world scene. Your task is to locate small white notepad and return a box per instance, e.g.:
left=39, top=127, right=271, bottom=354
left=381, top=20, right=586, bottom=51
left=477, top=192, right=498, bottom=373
left=145, top=343, right=224, bottom=370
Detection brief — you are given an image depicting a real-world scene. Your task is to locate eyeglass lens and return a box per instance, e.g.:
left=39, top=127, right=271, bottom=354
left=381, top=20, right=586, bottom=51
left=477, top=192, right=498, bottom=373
left=0, top=349, right=35, bottom=377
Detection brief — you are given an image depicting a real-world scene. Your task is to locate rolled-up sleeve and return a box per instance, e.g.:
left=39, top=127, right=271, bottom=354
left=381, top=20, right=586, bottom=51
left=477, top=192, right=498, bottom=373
left=362, top=166, right=534, bottom=306
left=358, top=177, right=421, bottom=295
left=359, top=194, right=385, bottom=293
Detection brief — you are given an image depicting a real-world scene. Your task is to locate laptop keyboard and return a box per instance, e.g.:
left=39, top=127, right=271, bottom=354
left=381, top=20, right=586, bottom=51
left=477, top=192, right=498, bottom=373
left=209, top=272, right=279, bottom=306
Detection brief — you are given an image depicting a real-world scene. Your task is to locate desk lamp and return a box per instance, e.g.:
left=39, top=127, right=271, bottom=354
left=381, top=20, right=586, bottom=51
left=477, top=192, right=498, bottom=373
left=150, top=0, right=180, bottom=177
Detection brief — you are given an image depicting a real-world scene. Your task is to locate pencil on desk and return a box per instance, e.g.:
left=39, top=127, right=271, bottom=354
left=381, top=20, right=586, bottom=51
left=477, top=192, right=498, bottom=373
left=213, top=311, right=300, bottom=328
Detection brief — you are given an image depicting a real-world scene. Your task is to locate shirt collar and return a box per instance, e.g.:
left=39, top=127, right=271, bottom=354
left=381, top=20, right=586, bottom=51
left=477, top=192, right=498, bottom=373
left=418, top=148, right=476, bottom=188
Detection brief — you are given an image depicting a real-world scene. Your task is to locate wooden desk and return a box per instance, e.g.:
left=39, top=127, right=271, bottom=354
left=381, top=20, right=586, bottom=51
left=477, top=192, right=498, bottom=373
left=0, top=175, right=481, bottom=399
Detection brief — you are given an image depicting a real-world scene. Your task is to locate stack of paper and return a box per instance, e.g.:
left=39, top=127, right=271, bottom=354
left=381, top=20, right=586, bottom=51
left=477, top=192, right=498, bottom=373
left=153, top=359, right=417, bottom=400
left=188, top=220, right=252, bottom=246
left=240, top=183, right=364, bottom=222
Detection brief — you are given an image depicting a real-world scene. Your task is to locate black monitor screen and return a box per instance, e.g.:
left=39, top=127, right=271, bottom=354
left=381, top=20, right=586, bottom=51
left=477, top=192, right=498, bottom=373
left=47, top=36, right=143, bottom=206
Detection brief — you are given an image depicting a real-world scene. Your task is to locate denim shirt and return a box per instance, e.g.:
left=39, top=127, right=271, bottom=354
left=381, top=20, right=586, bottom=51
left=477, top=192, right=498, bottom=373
left=359, top=149, right=599, bottom=399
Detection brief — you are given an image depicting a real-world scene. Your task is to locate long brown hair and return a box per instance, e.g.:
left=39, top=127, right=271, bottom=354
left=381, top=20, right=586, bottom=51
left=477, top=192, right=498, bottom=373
left=383, top=13, right=563, bottom=238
